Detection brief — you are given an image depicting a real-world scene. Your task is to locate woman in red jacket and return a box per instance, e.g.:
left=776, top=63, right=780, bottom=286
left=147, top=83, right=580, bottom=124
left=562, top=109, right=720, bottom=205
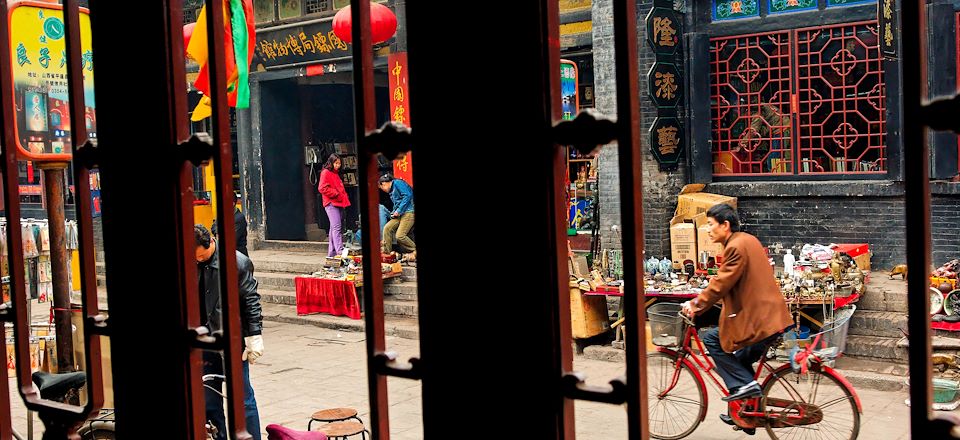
left=318, top=154, right=351, bottom=257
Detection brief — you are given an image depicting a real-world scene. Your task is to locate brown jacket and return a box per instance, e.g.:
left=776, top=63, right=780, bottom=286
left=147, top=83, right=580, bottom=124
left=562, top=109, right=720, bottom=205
left=692, top=232, right=792, bottom=353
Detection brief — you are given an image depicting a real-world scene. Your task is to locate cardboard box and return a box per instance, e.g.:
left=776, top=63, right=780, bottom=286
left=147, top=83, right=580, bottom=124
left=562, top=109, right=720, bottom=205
left=675, top=184, right=737, bottom=220
left=570, top=283, right=610, bottom=339
left=694, top=214, right=723, bottom=264
left=670, top=216, right=697, bottom=267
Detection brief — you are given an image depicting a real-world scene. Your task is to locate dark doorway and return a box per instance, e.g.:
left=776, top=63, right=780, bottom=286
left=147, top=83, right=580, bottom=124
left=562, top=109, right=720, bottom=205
left=261, top=78, right=306, bottom=240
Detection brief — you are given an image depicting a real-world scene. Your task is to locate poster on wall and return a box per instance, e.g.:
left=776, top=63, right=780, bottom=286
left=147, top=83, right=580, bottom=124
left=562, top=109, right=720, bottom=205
left=560, top=59, right=579, bottom=121
left=9, top=3, right=97, bottom=162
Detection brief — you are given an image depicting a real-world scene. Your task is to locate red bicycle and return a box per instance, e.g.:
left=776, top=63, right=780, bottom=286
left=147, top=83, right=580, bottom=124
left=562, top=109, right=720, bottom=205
left=645, top=302, right=862, bottom=439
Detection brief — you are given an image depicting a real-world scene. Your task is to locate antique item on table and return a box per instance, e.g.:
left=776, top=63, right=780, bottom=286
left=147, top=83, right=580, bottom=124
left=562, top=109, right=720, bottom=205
left=829, top=254, right=843, bottom=283
left=683, top=260, right=696, bottom=278
left=945, top=289, right=960, bottom=316
left=659, top=257, right=672, bottom=275
left=646, top=256, right=660, bottom=275
left=933, top=259, right=960, bottom=279
left=324, top=257, right=344, bottom=268
left=835, top=283, right=854, bottom=298
left=932, top=287, right=946, bottom=316
left=940, top=282, right=955, bottom=295
left=889, top=264, right=908, bottom=280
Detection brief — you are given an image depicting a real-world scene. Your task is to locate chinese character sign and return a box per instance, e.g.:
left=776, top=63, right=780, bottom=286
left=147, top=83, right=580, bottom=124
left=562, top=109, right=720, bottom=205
left=9, top=4, right=96, bottom=161
left=645, top=7, right=681, bottom=56
left=650, top=117, right=684, bottom=171
left=388, top=52, right=413, bottom=185
left=877, top=0, right=897, bottom=59
left=560, top=59, right=579, bottom=121
left=254, top=20, right=350, bottom=69
left=647, top=63, right=682, bottom=109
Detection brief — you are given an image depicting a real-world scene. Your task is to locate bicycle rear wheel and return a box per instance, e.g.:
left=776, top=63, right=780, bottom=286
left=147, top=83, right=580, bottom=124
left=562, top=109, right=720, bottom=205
left=647, top=351, right=707, bottom=439
left=760, top=367, right=860, bottom=440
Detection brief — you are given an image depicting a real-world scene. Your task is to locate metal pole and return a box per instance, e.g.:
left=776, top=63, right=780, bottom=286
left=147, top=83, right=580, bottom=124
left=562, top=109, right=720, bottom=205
left=39, top=163, right=74, bottom=373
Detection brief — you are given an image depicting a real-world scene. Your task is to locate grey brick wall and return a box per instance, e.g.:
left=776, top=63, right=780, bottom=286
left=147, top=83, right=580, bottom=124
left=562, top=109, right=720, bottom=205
left=933, top=195, right=960, bottom=267
left=594, top=0, right=687, bottom=259
left=734, top=197, right=906, bottom=270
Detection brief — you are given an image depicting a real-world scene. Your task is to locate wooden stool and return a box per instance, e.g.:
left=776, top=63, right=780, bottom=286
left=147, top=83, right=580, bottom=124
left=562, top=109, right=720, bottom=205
left=308, top=408, right=363, bottom=431
left=315, top=421, right=368, bottom=439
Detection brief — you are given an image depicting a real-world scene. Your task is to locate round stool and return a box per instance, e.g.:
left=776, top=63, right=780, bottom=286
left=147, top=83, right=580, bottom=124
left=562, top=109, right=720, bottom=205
left=315, top=421, right=368, bottom=439
left=308, top=408, right=363, bottom=431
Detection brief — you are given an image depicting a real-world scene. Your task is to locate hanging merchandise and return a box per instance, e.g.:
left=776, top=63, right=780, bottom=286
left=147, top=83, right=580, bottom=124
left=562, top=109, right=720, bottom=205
left=37, top=283, right=51, bottom=304
left=39, top=224, right=50, bottom=255
left=65, top=221, right=79, bottom=250
left=37, top=255, right=50, bottom=283
left=21, top=224, right=38, bottom=258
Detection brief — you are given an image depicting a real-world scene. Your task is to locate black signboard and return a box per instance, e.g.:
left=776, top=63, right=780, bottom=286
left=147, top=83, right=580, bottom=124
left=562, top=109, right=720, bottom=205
left=253, top=19, right=351, bottom=69
left=650, top=117, right=684, bottom=171
left=877, top=0, right=897, bottom=60
left=645, top=7, right=681, bottom=56
left=647, top=62, right=682, bottom=109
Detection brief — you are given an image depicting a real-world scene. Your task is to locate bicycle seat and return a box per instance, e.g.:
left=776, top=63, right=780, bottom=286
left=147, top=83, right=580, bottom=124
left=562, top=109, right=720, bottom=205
left=32, top=371, right=86, bottom=401
left=266, top=424, right=328, bottom=440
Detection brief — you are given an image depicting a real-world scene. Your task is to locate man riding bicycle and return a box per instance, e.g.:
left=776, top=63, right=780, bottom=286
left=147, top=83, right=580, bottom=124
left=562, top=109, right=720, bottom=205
left=681, top=204, right=792, bottom=417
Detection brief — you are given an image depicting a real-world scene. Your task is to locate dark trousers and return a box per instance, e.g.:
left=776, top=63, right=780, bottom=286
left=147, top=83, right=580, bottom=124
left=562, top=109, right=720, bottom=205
left=700, top=327, right=783, bottom=391
left=203, top=352, right=262, bottom=440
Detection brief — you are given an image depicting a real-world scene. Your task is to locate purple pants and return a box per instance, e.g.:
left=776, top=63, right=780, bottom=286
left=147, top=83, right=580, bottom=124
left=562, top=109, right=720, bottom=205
left=325, top=204, right=343, bottom=257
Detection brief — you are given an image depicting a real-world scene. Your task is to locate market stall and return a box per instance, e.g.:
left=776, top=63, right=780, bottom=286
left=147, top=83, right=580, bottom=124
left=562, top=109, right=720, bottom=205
left=294, top=252, right=403, bottom=320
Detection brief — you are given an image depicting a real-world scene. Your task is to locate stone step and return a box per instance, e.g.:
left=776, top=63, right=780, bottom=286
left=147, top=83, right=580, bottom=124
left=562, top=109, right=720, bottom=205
left=260, top=289, right=296, bottom=306
left=857, top=284, right=907, bottom=313
left=844, top=334, right=907, bottom=364
left=260, top=302, right=419, bottom=340
left=384, top=281, right=418, bottom=301
left=383, top=299, right=418, bottom=318
left=251, top=258, right=322, bottom=275
left=579, top=345, right=907, bottom=391
left=848, top=310, right=908, bottom=338
left=257, top=271, right=298, bottom=291
left=402, top=266, right=417, bottom=281
left=255, top=240, right=329, bottom=254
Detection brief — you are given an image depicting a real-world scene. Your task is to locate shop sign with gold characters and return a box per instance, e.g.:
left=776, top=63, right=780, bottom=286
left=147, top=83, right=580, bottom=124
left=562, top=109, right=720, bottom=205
left=647, top=62, right=682, bottom=109
left=877, top=0, right=897, bottom=59
left=645, top=6, right=681, bottom=56
left=650, top=117, right=684, bottom=171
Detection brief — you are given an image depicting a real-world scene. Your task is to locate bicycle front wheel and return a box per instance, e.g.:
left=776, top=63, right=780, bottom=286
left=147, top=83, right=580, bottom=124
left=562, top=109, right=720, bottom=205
left=647, top=351, right=707, bottom=440
left=760, top=366, right=860, bottom=440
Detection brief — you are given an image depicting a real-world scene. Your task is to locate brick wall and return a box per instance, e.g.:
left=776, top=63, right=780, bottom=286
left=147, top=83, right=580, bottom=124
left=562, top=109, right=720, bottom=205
left=593, top=0, right=687, bottom=259
left=734, top=197, right=906, bottom=270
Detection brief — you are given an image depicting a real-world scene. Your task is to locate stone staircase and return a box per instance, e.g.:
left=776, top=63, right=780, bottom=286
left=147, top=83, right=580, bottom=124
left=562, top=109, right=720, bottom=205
left=844, top=275, right=911, bottom=366
left=249, top=241, right=420, bottom=339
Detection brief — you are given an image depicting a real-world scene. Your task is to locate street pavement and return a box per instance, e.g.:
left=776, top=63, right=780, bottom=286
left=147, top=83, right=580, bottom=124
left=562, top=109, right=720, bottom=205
left=7, top=318, right=914, bottom=439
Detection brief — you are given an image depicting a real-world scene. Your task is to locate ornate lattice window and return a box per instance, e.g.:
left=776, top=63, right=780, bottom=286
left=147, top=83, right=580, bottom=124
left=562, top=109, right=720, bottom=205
left=710, top=21, right=887, bottom=176
left=305, top=0, right=329, bottom=14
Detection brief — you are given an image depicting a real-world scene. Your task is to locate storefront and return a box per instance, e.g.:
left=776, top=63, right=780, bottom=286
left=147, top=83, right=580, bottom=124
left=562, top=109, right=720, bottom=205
left=238, top=12, right=393, bottom=243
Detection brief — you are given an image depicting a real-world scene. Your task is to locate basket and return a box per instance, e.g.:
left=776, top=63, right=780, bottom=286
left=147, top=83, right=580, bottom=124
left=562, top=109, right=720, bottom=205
left=934, top=378, right=960, bottom=403
left=818, top=305, right=856, bottom=354
left=647, top=302, right=684, bottom=347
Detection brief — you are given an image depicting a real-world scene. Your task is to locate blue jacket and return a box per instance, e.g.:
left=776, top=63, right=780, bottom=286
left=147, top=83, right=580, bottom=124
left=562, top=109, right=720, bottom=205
left=390, top=179, right=414, bottom=216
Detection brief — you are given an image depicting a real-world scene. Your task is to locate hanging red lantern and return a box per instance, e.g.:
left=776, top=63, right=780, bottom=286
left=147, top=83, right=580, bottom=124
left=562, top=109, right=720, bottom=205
left=332, top=2, right=398, bottom=45
left=183, top=22, right=195, bottom=55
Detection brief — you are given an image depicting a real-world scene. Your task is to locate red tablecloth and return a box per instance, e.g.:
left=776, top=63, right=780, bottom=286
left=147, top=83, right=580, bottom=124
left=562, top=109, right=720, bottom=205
left=295, top=277, right=361, bottom=320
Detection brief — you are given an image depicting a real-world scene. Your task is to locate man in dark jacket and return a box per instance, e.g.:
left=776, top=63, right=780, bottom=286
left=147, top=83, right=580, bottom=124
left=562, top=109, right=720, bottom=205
left=195, top=224, right=263, bottom=440
left=212, top=194, right=248, bottom=256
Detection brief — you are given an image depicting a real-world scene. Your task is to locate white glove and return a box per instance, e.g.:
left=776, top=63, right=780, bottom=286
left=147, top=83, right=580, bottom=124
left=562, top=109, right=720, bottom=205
left=243, top=335, right=264, bottom=364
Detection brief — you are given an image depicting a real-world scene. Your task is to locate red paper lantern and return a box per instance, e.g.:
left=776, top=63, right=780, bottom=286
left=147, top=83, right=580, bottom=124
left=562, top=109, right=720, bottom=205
left=183, top=22, right=195, bottom=53
left=332, top=2, right=398, bottom=45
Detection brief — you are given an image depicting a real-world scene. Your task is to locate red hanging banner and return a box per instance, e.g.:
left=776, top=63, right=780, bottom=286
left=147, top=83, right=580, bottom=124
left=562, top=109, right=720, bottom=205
left=388, top=52, right=412, bottom=186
